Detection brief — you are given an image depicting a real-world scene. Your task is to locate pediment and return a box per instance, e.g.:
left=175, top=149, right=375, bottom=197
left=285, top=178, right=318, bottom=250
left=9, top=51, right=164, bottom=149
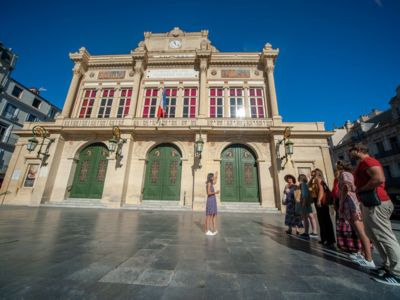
left=135, top=27, right=219, bottom=53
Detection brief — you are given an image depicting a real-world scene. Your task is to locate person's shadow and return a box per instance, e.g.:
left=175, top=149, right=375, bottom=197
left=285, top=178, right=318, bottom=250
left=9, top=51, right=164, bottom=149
left=253, top=220, right=376, bottom=275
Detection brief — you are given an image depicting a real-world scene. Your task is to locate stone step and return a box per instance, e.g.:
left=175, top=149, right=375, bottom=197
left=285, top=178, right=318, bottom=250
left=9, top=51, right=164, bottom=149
left=219, top=203, right=279, bottom=213
left=42, top=198, right=107, bottom=208
left=124, top=200, right=191, bottom=211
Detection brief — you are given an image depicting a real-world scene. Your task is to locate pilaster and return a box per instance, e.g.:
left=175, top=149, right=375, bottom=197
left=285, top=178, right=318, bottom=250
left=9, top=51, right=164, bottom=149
left=61, top=47, right=90, bottom=118
left=196, top=47, right=211, bottom=118
left=260, top=43, right=281, bottom=122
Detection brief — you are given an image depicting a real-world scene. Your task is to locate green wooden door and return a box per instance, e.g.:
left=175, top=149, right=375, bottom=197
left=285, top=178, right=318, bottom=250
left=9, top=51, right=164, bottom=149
left=143, top=144, right=182, bottom=200
left=221, top=144, right=259, bottom=202
left=70, top=143, right=109, bottom=199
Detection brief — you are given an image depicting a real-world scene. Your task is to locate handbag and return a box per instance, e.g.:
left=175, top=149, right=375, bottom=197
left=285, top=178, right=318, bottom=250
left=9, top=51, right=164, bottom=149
left=321, top=181, right=334, bottom=206
left=358, top=189, right=381, bottom=207
left=282, top=193, right=287, bottom=205
left=294, top=188, right=301, bottom=204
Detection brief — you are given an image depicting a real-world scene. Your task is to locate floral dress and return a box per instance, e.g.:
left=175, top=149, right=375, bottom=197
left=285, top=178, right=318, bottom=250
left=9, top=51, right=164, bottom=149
left=284, top=184, right=303, bottom=227
left=339, top=171, right=362, bottom=222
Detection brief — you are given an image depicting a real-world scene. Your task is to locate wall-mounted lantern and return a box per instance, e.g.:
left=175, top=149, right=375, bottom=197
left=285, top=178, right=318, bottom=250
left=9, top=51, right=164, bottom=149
left=277, top=127, right=294, bottom=169
left=195, top=130, right=204, bottom=168
left=26, top=125, right=55, bottom=165
left=108, top=126, right=126, bottom=161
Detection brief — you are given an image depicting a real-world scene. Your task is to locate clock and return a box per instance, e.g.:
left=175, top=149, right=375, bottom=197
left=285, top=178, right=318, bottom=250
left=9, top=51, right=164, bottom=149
left=169, top=40, right=182, bottom=49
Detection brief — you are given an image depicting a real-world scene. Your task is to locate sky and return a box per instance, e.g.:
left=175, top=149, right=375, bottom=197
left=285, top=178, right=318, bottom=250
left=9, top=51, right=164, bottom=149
left=2, top=0, right=399, bottom=129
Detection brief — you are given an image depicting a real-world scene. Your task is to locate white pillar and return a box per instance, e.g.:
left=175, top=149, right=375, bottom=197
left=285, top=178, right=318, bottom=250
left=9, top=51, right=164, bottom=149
left=199, top=59, right=208, bottom=118
left=265, top=59, right=279, bottom=118
left=128, top=60, right=144, bottom=117
left=61, top=64, right=84, bottom=118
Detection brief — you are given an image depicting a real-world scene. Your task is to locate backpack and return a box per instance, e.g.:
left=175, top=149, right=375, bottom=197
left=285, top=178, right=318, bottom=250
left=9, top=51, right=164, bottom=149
left=321, top=181, right=334, bottom=206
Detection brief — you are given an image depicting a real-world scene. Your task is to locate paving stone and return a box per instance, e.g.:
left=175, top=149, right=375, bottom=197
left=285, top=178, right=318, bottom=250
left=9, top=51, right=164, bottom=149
left=0, top=206, right=399, bottom=299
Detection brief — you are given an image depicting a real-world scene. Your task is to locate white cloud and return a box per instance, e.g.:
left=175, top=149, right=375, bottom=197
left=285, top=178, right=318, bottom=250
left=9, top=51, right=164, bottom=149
left=374, top=0, right=383, bottom=7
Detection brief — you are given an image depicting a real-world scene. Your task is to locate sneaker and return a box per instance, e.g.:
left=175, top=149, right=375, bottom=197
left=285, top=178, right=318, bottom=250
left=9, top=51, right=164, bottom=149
left=372, top=273, right=400, bottom=286
left=348, top=252, right=364, bottom=262
left=370, top=266, right=388, bottom=277
left=357, top=257, right=376, bottom=269
left=309, top=233, right=318, bottom=239
left=205, top=231, right=213, bottom=236
left=212, top=230, right=218, bottom=235
left=300, top=233, right=310, bottom=240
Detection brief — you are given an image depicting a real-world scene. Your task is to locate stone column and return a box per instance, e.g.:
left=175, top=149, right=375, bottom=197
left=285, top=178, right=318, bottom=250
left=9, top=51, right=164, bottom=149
left=199, top=59, right=208, bottom=118
left=260, top=43, right=280, bottom=120
left=269, top=135, right=282, bottom=210
left=265, top=59, right=279, bottom=118
left=61, top=63, right=85, bottom=118
left=192, top=132, right=208, bottom=210
left=128, top=59, right=144, bottom=117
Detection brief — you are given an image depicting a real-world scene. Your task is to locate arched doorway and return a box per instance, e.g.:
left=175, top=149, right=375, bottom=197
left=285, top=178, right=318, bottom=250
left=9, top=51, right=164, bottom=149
left=142, top=143, right=182, bottom=200
left=69, top=143, right=109, bottom=199
left=220, top=144, right=259, bottom=202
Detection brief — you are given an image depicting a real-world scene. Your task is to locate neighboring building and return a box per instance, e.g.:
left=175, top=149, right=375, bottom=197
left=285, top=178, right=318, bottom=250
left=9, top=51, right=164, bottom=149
left=0, top=43, right=61, bottom=186
left=0, top=28, right=333, bottom=211
left=329, top=86, right=400, bottom=202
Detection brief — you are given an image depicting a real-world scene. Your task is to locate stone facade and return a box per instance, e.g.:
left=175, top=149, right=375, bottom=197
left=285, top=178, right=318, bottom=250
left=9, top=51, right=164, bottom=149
left=0, top=28, right=333, bottom=211
left=329, top=87, right=400, bottom=201
left=0, top=43, right=60, bottom=186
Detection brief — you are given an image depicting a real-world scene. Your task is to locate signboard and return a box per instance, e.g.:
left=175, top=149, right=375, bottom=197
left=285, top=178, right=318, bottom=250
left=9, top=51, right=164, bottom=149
left=23, top=164, right=40, bottom=187
left=221, top=69, right=250, bottom=78
left=98, top=71, right=126, bottom=79
left=146, top=69, right=199, bottom=79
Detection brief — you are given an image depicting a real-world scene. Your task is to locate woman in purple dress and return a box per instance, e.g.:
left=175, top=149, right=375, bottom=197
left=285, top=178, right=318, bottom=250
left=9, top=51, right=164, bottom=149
left=205, top=171, right=219, bottom=236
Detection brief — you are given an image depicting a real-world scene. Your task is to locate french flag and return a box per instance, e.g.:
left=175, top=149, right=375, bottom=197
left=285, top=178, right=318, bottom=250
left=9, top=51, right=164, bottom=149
left=157, top=88, right=167, bottom=119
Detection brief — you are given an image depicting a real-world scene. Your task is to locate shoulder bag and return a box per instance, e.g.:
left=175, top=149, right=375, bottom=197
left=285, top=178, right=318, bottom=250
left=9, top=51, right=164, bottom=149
left=358, top=189, right=381, bottom=207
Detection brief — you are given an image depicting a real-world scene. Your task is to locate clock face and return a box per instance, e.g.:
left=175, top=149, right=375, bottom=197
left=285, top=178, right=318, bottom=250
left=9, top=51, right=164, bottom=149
left=169, top=40, right=182, bottom=49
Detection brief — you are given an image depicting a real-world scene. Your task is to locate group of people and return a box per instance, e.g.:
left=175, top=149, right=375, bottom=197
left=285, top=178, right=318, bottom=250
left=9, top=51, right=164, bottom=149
left=283, top=142, right=400, bottom=285
left=204, top=142, right=400, bottom=285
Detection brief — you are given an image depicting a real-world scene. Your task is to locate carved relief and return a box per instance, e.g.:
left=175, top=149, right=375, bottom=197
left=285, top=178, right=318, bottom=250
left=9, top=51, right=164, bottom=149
left=244, top=163, right=253, bottom=185
left=150, top=161, right=160, bottom=183
left=221, top=69, right=250, bottom=78
left=169, top=27, right=184, bottom=37
left=242, top=149, right=251, bottom=159
left=98, top=71, right=126, bottom=80
left=200, top=60, right=208, bottom=72
left=225, top=162, right=234, bottom=185
left=97, top=160, right=107, bottom=182
left=200, top=39, right=210, bottom=50
left=170, top=161, right=178, bottom=184
left=79, top=161, right=89, bottom=182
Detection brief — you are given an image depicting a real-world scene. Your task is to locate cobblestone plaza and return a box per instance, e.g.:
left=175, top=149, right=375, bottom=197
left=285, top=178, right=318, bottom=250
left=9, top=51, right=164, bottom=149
left=0, top=207, right=399, bottom=299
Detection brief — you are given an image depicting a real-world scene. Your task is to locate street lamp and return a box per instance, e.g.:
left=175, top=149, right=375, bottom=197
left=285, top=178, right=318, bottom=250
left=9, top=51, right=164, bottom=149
left=26, top=126, right=55, bottom=165
left=285, top=139, right=294, bottom=156
left=195, top=131, right=204, bottom=168
left=108, top=126, right=126, bottom=161
left=277, top=127, right=294, bottom=170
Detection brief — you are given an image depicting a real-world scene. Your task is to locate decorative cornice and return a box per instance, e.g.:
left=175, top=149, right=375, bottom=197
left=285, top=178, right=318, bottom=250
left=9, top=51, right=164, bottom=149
left=69, top=47, right=90, bottom=65
left=133, top=60, right=145, bottom=74
left=260, top=43, right=279, bottom=71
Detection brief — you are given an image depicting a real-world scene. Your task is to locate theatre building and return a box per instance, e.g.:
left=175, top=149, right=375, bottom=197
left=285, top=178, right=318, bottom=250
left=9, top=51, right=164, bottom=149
left=0, top=28, right=333, bottom=211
